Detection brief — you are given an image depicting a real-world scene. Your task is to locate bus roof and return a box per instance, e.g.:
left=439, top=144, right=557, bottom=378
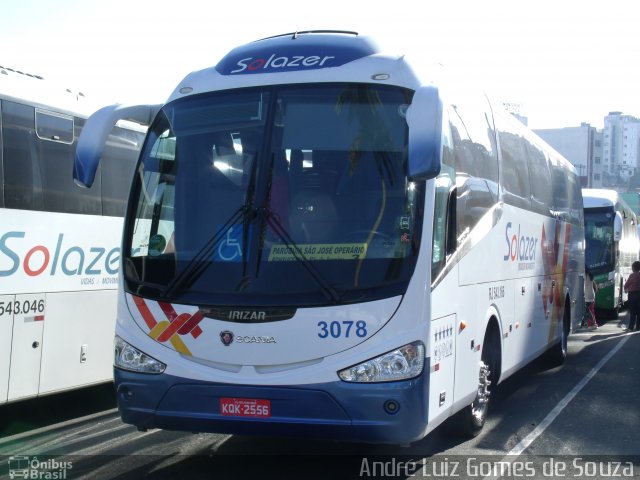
left=582, top=188, right=631, bottom=210
left=214, top=30, right=378, bottom=76
left=0, top=64, right=99, bottom=117
left=167, top=31, right=427, bottom=102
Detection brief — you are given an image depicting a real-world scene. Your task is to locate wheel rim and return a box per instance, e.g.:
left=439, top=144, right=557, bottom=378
left=471, top=361, right=491, bottom=425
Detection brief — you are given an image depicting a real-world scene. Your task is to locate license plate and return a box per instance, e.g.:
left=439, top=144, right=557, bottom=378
left=220, top=397, right=271, bottom=417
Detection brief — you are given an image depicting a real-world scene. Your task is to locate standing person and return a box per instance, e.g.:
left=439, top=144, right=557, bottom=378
left=624, top=260, right=640, bottom=331
left=583, top=266, right=598, bottom=330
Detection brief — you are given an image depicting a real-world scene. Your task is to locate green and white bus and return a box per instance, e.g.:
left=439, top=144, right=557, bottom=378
left=582, top=189, right=640, bottom=317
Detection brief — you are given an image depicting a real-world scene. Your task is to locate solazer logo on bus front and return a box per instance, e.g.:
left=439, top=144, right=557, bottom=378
left=230, top=53, right=336, bottom=74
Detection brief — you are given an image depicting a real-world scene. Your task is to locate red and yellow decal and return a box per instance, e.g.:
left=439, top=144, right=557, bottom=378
left=541, top=222, right=572, bottom=341
left=131, top=295, right=205, bottom=356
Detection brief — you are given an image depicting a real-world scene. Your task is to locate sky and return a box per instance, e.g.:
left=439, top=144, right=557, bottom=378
left=1, top=0, right=639, bottom=129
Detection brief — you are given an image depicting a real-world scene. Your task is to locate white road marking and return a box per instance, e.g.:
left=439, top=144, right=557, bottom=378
left=482, top=334, right=630, bottom=480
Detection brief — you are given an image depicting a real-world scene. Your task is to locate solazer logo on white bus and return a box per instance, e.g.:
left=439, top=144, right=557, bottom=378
left=503, top=222, right=539, bottom=271
left=230, top=53, right=336, bottom=74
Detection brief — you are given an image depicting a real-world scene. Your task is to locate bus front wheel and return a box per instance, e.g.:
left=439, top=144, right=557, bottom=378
left=446, top=324, right=500, bottom=438
left=468, top=360, right=491, bottom=432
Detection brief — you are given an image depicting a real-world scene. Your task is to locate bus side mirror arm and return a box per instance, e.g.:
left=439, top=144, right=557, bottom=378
left=406, top=85, right=443, bottom=181
left=74, top=104, right=161, bottom=188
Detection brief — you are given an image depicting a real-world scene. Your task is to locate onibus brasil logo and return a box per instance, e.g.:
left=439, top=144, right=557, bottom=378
left=7, top=456, right=72, bottom=479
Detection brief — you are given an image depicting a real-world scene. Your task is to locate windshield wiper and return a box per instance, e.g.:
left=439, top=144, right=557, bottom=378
left=161, top=204, right=250, bottom=299
left=263, top=209, right=342, bottom=304
left=162, top=141, right=265, bottom=300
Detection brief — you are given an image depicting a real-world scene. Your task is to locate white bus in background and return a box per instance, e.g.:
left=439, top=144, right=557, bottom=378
left=0, top=65, right=144, bottom=404
left=582, top=188, right=640, bottom=317
left=74, top=31, right=584, bottom=444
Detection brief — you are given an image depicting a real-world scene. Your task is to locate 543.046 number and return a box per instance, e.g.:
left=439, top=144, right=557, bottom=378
left=0, top=299, right=45, bottom=316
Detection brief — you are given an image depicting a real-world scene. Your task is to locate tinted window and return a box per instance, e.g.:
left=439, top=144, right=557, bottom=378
left=584, top=207, right=614, bottom=272
left=448, top=97, right=499, bottom=245
left=102, top=125, right=144, bottom=216
left=550, top=155, right=582, bottom=225
left=0, top=101, right=4, bottom=208
left=551, top=158, right=583, bottom=225
left=2, top=101, right=101, bottom=214
left=2, top=101, right=45, bottom=210
left=526, top=139, right=553, bottom=215
left=432, top=123, right=455, bottom=281
left=568, top=170, right=583, bottom=225
left=495, top=110, right=532, bottom=209
left=449, top=100, right=498, bottom=182
left=124, top=84, right=423, bottom=307
left=35, top=109, right=74, bottom=144
left=40, top=116, right=101, bottom=214
left=2, top=100, right=141, bottom=216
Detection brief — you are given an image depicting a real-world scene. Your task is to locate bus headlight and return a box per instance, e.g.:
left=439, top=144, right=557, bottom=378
left=114, top=336, right=166, bottom=374
left=338, top=342, right=424, bottom=382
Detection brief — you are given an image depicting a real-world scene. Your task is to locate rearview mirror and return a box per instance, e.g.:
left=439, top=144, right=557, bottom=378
left=74, top=104, right=160, bottom=188
left=406, top=85, right=443, bottom=181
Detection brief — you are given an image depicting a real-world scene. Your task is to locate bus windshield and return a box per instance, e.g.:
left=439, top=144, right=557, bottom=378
left=584, top=207, right=615, bottom=273
left=124, top=83, right=424, bottom=307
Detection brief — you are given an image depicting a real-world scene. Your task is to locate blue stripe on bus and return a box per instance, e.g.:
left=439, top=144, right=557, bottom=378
left=114, top=367, right=429, bottom=444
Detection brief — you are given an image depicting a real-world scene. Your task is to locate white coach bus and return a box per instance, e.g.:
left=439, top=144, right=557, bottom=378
left=74, top=31, right=584, bottom=444
left=0, top=66, right=144, bottom=404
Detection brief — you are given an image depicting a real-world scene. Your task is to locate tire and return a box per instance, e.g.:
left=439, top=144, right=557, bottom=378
left=446, top=326, right=498, bottom=438
left=609, top=279, right=623, bottom=319
left=547, top=299, right=569, bottom=366
left=468, top=360, right=491, bottom=432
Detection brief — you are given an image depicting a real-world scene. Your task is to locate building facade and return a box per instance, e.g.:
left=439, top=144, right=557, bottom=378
left=535, top=123, right=601, bottom=187
left=534, top=112, right=640, bottom=190
left=602, top=112, right=640, bottom=183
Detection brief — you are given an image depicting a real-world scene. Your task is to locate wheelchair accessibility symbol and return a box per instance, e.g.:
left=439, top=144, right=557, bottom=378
left=214, top=225, right=243, bottom=262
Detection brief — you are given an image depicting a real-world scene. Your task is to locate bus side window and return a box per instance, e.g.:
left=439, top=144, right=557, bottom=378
left=0, top=102, right=3, bottom=208
left=568, top=168, right=583, bottom=225
left=432, top=173, right=452, bottom=281
left=526, top=140, right=553, bottom=216
left=495, top=110, right=532, bottom=211
left=130, top=129, right=176, bottom=258
left=432, top=120, right=455, bottom=282
left=38, top=111, right=101, bottom=214
left=2, top=101, right=45, bottom=210
left=448, top=98, right=499, bottom=246
left=35, top=109, right=74, bottom=143
left=102, top=126, right=144, bottom=216
left=550, top=156, right=576, bottom=222
left=2, top=100, right=103, bottom=215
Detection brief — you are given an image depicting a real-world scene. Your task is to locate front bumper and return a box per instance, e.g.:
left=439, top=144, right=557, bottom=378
left=114, top=367, right=430, bottom=444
